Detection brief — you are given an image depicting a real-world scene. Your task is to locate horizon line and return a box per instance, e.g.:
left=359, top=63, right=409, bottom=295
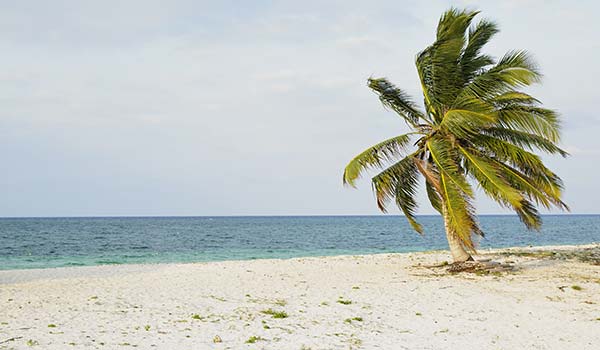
left=0, top=213, right=598, bottom=219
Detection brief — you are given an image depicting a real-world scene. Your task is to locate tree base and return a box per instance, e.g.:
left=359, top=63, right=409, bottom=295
left=446, top=260, right=515, bottom=274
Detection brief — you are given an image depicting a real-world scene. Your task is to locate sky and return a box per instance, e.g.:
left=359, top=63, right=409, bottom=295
left=1, top=0, right=599, bottom=217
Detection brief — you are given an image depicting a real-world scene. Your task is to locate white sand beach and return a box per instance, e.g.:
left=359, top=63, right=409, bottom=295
left=1, top=245, right=599, bottom=350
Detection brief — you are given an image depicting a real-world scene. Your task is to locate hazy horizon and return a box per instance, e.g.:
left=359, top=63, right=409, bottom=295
left=2, top=0, right=599, bottom=217
left=2, top=213, right=599, bottom=219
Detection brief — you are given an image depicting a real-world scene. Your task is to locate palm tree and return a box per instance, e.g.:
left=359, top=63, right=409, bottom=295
left=343, top=8, right=568, bottom=262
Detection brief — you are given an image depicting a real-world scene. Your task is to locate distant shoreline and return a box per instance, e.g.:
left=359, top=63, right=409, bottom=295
left=1, top=241, right=599, bottom=274
left=2, top=242, right=599, bottom=274
left=2, top=243, right=597, bottom=284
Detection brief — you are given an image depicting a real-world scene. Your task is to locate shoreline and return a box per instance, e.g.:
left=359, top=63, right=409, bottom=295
left=1, top=242, right=598, bottom=278
left=1, top=244, right=598, bottom=349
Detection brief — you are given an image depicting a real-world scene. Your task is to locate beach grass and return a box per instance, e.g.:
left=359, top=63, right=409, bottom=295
left=261, top=309, right=288, bottom=319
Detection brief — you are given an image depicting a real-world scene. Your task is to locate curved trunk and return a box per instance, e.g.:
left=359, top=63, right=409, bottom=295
left=441, top=202, right=473, bottom=262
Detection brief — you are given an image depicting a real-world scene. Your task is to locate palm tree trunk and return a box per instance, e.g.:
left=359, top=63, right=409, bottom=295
left=441, top=203, right=473, bottom=262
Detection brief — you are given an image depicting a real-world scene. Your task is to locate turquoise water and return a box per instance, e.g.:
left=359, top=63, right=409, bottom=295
left=0, top=215, right=598, bottom=270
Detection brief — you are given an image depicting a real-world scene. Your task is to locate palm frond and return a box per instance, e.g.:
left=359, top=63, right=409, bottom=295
left=426, top=181, right=442, bottom=214
left=439, top=172, right=481, bottom=249
left=482, top=127, right=567, bottom=156
left=440, top=109, right=496, bottom=138
left=492, top=159, right=569, bottom=210
left=367, top=78, right=429, bottom=126
left=414, top=157, right=443, bottom=214
left=456, top=50, right=541, bottom=104
left=491, top=91, right=540, bottom=106
left=514, top=199, right=542, bottom=230
left=416, top=9, right=480, bottom=118
left=343, top=134, right=415, bottom=187
left=371, top=156, right=423, bottom=233
left=415, top=48, right=438, bottom=120
left=471, top=134, right=563, bottom=181
left=496, top=105, right=561, bottom=142
left=427, top=137, right=473, bottom=196
left=458, top=145, right=523, bottom=208
left=493, top=50, right=541, bottom=81
left=461, top=19, right=498, bottom=80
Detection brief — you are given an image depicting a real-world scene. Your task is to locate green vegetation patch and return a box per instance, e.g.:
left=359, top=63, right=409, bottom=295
left=500, top=246, right=600, bottom=265
left=345, top=316, right=363, bottom=323
left=261, top=308, right=288, bottom=319
left=26, top=339, right=39, bottom=346
left=245, top=335, right=264, bottom=344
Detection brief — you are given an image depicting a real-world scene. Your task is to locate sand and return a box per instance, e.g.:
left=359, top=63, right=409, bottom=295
left=1, top=245, right=599, bottom=349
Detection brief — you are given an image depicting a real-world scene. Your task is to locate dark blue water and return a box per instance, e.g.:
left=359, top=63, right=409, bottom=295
left=0, top=215, right=598, bottom=270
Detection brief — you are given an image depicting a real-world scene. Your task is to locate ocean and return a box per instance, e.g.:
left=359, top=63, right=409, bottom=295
left=0, top=215, right=598, bottom=270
